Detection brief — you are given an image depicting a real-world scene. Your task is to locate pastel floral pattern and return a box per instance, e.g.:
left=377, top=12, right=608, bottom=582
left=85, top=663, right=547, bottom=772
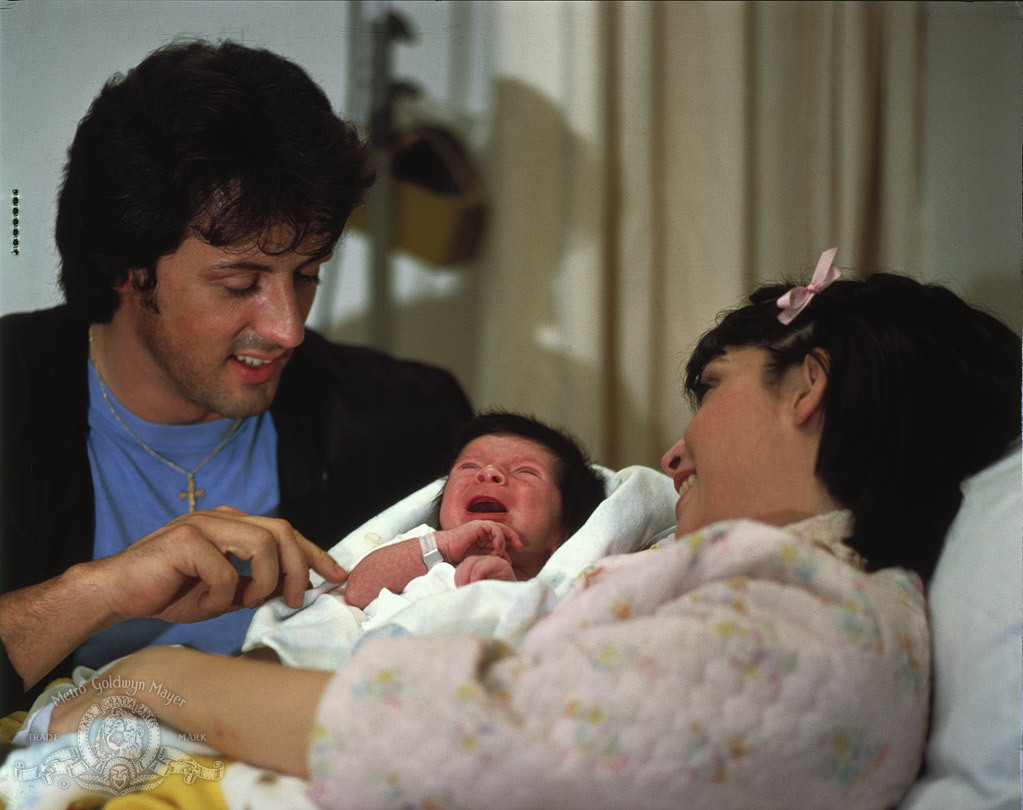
left=308, top=512, right=929, bottom=810
left=683, top=722, right=764, bottom=785
left=351, top=668, right=404, bottom=707
left=817, top=727, right=889, bottom=786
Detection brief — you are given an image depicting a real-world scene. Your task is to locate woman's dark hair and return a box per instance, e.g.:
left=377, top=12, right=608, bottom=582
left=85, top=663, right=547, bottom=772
left=685, top=271, right=1022, bottom=584
left=57, top=39, right=375, bottom=322
left=436, top=411, right=607, bottom=539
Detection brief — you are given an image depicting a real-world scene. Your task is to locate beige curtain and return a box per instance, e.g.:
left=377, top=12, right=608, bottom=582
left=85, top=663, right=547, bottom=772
left=477, top=1, right=924, bottom=469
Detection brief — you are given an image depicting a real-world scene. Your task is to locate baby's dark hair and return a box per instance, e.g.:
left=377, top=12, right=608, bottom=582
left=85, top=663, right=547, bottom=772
left=685, top=271, right=1021, bottom=583
left=436, top=411, right=606, bottom=538
left=57, top=39, right=374, bottom=322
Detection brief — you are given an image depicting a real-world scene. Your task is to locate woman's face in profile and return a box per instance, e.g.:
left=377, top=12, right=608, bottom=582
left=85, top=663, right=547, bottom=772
left=662, top=346, right=811, bottom=538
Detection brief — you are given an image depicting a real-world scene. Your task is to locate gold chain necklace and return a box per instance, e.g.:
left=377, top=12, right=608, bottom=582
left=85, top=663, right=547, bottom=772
left=88, top=327, right=243, bottom=512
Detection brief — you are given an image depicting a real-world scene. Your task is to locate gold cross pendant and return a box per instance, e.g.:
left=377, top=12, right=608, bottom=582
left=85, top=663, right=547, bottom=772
left=179, top=475, right=206, bottom=513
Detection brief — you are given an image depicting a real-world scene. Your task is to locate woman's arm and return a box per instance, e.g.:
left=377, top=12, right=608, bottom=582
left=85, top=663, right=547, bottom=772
left=48, top=646, right=331, bottom=778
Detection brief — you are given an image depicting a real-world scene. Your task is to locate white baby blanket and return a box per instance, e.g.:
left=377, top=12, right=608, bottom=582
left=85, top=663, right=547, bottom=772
left=243, top=465, right=678, bottom=668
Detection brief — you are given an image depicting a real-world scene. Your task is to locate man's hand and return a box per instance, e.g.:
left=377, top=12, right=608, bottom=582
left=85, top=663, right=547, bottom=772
left=453, top=554, right=517, bottom=586
left=434, top=520, right=522, bottom=565
left=95, top=505, right=347, bottom=623
left=0, top=506, right=345, bottom=692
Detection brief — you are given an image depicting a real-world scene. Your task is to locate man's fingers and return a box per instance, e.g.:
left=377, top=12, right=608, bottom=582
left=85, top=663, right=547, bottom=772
left=175, top=541, right=242, bottom=617
left=239, top=530, right=284, bottom=608
left=298, top=531, right=348, bottom=584
left=264, top=526, right=345, bottom=608
left=123, top=508, right=336, bottom=618
left=191, top=511, right=307, bottom=608
left=233, top=575, right=285, bottom=606
left=206, top=517, right=344, bottom=609
left=200, top=518, right=282, bottom=608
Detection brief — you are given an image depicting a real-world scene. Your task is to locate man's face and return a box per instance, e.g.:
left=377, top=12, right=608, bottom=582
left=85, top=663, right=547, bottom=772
left=114, top=233, right=330, bottom=423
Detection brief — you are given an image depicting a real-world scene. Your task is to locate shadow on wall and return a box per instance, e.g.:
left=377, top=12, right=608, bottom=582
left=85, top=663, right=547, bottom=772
left=326, top=282, right=484, bottom=400
left=324, top=77, right=658, bottom=467
left=469, top=76, right=657, bottom=466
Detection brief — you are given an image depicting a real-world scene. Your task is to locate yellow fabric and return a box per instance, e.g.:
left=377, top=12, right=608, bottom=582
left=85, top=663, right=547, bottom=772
left=0, top=711, right=27, bottom=746
left=86, top=756, right=231, bottom=810
left=2, top=681, right=229, bottom=810
left=1, top=677, right=75, bottom=743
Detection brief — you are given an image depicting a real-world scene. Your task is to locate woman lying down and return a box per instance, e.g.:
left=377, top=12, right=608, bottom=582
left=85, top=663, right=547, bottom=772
left=30, top=253, right=1023, bottom=809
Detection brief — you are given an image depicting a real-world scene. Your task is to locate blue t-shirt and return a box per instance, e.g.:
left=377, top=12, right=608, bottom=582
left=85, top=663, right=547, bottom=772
left=77, top=361, right=279, bottom=668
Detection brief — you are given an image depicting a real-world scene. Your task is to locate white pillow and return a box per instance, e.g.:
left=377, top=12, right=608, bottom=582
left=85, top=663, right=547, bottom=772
left=898, top=442, right=1022, bottom=810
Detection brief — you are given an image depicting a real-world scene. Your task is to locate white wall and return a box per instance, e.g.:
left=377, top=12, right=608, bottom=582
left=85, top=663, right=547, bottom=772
left=0, top=0, right=353, bottom=314
left=921, top=2, right=1022, bottom=333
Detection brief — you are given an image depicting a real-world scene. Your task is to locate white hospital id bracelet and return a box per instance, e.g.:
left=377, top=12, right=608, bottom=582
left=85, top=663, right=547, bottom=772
left=419, top=532, right=444, bottom=569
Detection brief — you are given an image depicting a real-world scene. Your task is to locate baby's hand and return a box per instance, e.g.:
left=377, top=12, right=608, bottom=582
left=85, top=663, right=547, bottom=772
left=435, top=520, right=522, bottom=564
left=454, top=555, right=517, bottom=586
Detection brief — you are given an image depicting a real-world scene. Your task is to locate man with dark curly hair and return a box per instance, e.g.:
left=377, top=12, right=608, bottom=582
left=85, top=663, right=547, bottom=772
left=0, top=40, right=471, bottom=714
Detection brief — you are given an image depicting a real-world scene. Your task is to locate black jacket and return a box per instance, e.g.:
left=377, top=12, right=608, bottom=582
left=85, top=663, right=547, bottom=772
left=0, top=305, right=472, bottom=713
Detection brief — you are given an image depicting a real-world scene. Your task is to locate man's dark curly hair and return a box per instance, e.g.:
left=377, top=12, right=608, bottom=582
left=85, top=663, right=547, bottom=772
left=57, top=39, right=375, bottom=322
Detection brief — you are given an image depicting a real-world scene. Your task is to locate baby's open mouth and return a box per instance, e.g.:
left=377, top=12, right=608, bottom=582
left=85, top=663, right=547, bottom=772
left=468, top=497, right=508, bottom=514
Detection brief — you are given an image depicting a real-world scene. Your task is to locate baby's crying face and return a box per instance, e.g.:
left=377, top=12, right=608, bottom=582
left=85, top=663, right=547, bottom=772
left=439, top=435, right=566, bottom=578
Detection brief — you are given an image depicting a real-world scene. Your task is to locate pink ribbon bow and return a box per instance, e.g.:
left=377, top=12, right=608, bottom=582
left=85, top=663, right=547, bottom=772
left=776, top=247, right=842, bottom=324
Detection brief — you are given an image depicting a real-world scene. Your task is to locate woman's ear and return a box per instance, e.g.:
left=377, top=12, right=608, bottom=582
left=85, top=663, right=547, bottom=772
left=792, top=349, right=829, bottom=426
